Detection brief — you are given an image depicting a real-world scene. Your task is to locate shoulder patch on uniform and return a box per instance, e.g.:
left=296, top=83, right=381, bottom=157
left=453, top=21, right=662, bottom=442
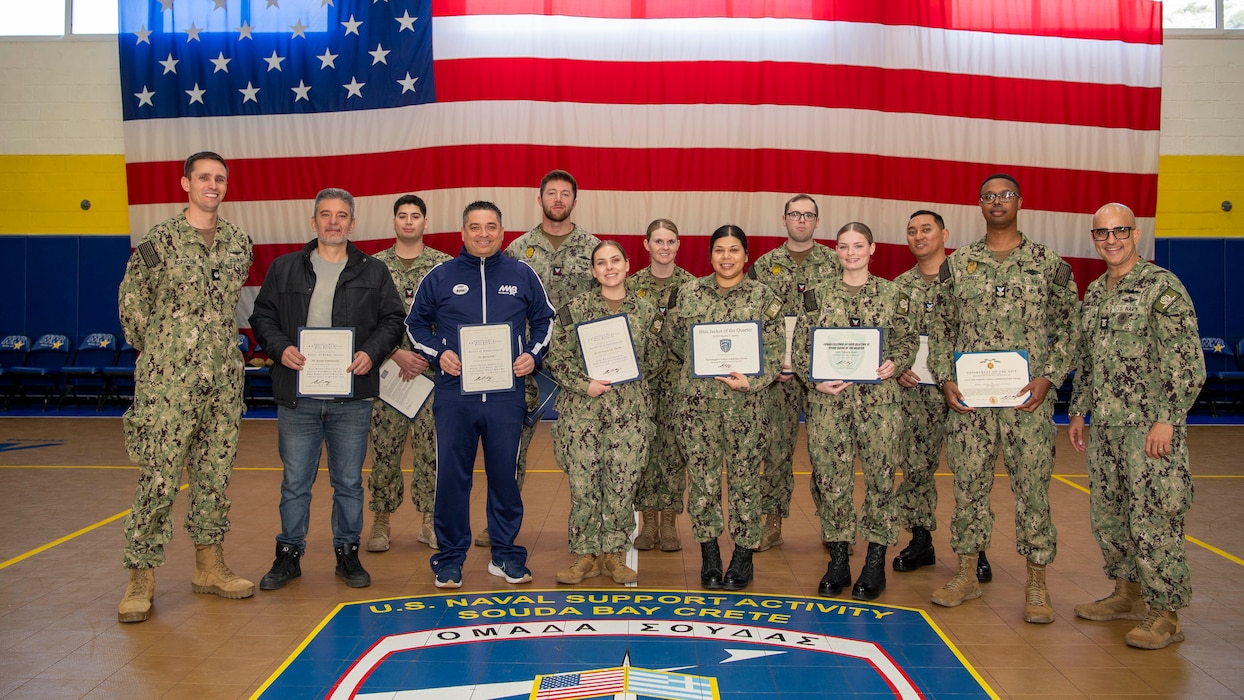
left=1152, top=286, right=1182, bottom=315
left=1053, top=260, right=1072, bottom=288
left=556, top=304, right=574, bottom=326
left=937, top=260, right=951, bottom=283
left=137, top=240, right=161, bottom=269
left=803, top=289, right=818, bottom=313
left=897, top=293, right=910, bottom=316
left=765, top=300, right=782, bottom=319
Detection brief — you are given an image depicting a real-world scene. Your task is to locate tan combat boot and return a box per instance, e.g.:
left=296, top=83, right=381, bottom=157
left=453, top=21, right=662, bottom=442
left=1024, top=561, right=1054, bottom=623
left=658, top=510, right=682, bottom=552
left=416, top=511, right=439, bottom=550
left=931, top=554, right=982, bottom=607
left=118, top=568, right=155, bottom=623
left=192, top=543, right=255, bottom=599
left=1075, top=579, right=1147, bottom=621
left=555, top=554, right=601, bottom=584
left=757, top=514, right=784, bottom=552
left=601, top=552, right=639, bottom=584
left=634, top=511, right=659, bottom=550
left=366, top=511, right=392, bottom=552
left=1125, top=609, right=1184, bottom=650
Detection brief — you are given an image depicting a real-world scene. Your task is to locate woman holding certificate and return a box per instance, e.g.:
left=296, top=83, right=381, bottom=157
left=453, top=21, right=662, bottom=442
left=545, top=241, right=663, bottom=585
left=793, top=222, right=917, bottom=601
left=664, top=225, right=783, bottom=591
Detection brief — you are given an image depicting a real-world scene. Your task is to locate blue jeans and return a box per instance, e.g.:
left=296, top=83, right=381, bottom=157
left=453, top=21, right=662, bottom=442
left=276, top=398, right=371, bottom=550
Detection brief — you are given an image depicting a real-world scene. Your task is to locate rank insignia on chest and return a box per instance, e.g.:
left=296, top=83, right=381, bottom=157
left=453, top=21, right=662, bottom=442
left=553, top=266, right=563, bottom=276
left=211, top=269, right=220, bottom=281
left=771, top=265, right=783, bottom=275
left=525, top=247, right=535, bottom=258
left=658, top=305, right=667, bottom=315
left=1100, top=317, right=1108, bottom=329
left=925, top=301, right=935, bottom=312
left=967, top=261, right=978, bottom=274
left=637, top=289, right=647, bottom=297
left=995, top=285, right=1007, bottom=297
left=850, top=317, right=861, bottom=327
left=797, top=282, right=807, bottom=293
left=405, top=288, right=415, bottom=299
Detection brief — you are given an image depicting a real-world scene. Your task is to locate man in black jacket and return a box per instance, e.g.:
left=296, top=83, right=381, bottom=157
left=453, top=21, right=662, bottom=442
left=250, top=188, right=406, bottom=590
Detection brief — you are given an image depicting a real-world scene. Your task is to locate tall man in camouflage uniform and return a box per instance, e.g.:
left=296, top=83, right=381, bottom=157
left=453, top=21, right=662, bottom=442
left=364, top=195, right=452, bottom=553
left=747, top=194, right=840, bottom=550
left=1068, top=203, right=1205, bottom=650
left=928, top=175, right=1080, bottom=623
left=891, top=211, right=991, bottom=582
left=492, top=170, right=601, bottom=547
left=117, top=151, right=255, bottom=623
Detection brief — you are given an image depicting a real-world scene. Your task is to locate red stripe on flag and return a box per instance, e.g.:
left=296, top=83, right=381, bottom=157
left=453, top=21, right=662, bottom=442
left=126, top=146, right=1158, bottom=217
left=433, top=59, right=1160, bottom=131
left=431, top=0, right=1161, bottom=44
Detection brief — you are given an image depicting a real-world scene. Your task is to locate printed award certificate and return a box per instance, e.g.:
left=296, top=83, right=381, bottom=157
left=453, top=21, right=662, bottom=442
left=297, top=327, right=355, bottom=397
left=809, top=327, right=884, bottom=383
left=377, top=357, right=434, bottom=419
left=691, top=321, right=763, bottom=377
left=459, top=322, right=515, bottom=394
left=576, top=314, right=641, bottom=384
left=911, top=334, right=936, bottom=386
left=954, top=350, right=1031, bottom=407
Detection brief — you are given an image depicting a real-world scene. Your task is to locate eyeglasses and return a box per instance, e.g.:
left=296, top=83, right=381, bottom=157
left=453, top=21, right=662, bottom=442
left=1090, top=226, right=1134, bottom=241
left=785, top=211, right=818, bottom=222
left=979, top=191, right=1020, bottom=204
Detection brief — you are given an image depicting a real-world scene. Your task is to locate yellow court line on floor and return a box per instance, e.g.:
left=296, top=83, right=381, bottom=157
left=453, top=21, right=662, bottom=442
left=0, top=483, right=188, bottom=571
left=1052, top=474, right=1244, bottom=567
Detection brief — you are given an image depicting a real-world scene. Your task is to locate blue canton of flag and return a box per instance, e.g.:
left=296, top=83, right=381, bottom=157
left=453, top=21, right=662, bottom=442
left=118, top=0, right=433, bottom=120
left=626, top=668, right=715, bottom=700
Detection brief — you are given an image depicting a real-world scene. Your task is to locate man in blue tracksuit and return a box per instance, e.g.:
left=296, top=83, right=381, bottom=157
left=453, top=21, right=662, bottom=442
left=406, top=201, right=554, bottom=588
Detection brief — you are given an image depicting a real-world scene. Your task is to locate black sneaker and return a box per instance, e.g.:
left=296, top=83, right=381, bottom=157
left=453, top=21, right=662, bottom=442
left=488, top=559, right=532, bottom=584
left=435, top=563, right=463, bottom=589
left=260, top=543, right=302, bottom=591
left=335, top=543, right=371, bottom=588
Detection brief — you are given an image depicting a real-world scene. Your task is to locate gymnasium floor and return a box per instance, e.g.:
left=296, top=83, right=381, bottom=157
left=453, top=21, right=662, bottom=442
left=1, top=416, right=1242, bottom=699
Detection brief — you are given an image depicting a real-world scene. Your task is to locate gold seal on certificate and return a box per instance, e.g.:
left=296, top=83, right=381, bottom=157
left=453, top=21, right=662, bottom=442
left=575, top=314, right=641, bottom=384
left=297, top=327, right=355, bottom=397
left=459, top=322, right=515, bottom=394
left=954, top=350, right=1031, bottom=407
left=691, top=321, right=763, bottom=377
left=810, top=327, right=884, bottom=383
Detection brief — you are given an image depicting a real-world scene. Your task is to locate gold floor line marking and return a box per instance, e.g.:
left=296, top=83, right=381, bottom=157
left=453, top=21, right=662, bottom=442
left=1053, top=474, right=1244, bottom=567
left=0, top=483, right=189, bottom=571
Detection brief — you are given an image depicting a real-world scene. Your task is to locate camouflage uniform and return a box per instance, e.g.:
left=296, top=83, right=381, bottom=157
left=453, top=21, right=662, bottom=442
left=368, top=245, right=452, bottom=514
left=793, top=276, right=917, bottom=546
left=1070, top=260, right=1205, bottom=611
left=630, top=265, right=696, bottom=513
left=748, top=244, right=841, bottom=517
left=546, top=291, right=663, bottom=554
left=929, top=233, right=1080, bottom=563
left=504, top=224, right=603, bottom=487
left=892, top=267, right=948, bottom=532
left=119, top=211, right=253, bottom=569
left=665, top=276, right=784, bottom=549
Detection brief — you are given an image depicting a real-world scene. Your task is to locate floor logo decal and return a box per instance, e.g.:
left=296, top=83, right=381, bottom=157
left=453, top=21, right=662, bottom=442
left=255, top=590, right=994, bottom=699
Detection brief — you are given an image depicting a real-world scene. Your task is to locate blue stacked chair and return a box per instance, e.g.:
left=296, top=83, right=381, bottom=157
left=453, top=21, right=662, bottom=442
left=1199, top=337, right=1243, bottom=416
left=59, top=333, right=118, bottom=409
left=0, top=335, right=32, bottom=411
left=8, top=334, right=72, bottom=410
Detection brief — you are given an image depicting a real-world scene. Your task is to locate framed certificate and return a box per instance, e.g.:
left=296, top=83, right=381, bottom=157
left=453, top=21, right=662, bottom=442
left=691, top=321, right=763, bottom=377
left=459, top=322, right=515, bottom=394
left=575, top=313, right=641, bottom=385
left=377, top=358, right=434, bottom=419
left=954, top=350, right=1031, bottom=407
left=810, top=327, right=884, bottom=383
left=297, top=327, right=355, bottom=398
left=911, top=334, right=936, bottom=386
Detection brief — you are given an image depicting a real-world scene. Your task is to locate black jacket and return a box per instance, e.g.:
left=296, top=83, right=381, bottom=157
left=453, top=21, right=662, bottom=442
left=249, top=239, right=405, bottom=407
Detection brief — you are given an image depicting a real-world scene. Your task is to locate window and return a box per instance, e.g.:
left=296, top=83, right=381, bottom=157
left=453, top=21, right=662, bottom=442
left=1166, top=0, right=1244, bottom=30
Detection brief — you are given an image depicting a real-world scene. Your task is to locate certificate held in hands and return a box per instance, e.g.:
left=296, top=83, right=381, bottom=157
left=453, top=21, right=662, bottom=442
left=954, top=350, right=1031, bottom=407
left=378, top=358, right=434, bottom=419
left=459, top=322, right=515, bottom=395
left=691, top=321, right=763, bottom=377
left=297, top=327, right=355, bottom=398
left=809, top=327, right=884, bottom=383
left=576, top=314, right=641, bottom=384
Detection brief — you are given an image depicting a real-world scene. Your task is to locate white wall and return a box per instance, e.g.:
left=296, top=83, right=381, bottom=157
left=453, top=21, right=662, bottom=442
left=1161, top=37, right=1244, bottom=155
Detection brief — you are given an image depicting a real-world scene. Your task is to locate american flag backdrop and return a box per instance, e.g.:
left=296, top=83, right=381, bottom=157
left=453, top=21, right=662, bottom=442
left=118, top=0, right=1162, bottom=328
